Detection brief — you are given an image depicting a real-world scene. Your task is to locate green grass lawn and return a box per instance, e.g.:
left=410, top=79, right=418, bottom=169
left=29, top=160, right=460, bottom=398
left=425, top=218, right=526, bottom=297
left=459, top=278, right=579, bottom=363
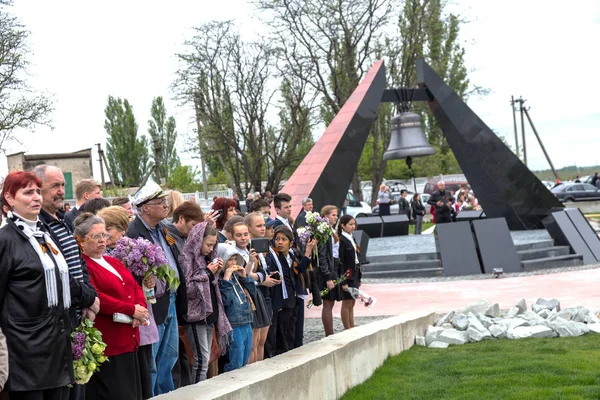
left=341, top=334, right=600, bottom=400
left=409, top=222, right=434, bottom=234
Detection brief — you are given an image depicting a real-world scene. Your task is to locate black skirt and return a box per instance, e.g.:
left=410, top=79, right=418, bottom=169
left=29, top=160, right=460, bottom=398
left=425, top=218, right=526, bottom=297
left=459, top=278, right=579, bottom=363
left=137, top=344, right=154, bottom=400
left=318, top=258, right=342, bottom=302
left=86, top=351, right=142, bottom=400
left=251, top=284, right=272, bottom=329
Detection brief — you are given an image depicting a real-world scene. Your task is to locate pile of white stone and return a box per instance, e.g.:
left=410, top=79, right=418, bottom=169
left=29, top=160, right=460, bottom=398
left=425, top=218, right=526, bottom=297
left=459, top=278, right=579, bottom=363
left=417, top=298, right=600, bottom=349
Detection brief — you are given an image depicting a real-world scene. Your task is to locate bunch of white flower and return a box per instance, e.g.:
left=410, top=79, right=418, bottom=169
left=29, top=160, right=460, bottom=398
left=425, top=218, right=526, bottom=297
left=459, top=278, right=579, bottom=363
left=317, top=222, right=329, bottom=233
left=297, top=227, right=307, bottom=236
left=306, top=211, right=318, bottom=224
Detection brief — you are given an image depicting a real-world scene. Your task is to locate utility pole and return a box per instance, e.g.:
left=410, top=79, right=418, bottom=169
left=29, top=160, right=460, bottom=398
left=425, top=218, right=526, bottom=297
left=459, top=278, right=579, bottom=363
left=515, top=96, right=527, bottom=166
left=510, top=96, right=520, bottom=158
left=95, top=143, right=105, bottom=186
left=194, top=118, right=209, bottom=202
left=98, top=144, right=114, bottom=185
left=523, top=107, right=559, bottom=181
left=152, top=137, right=162, bottom=184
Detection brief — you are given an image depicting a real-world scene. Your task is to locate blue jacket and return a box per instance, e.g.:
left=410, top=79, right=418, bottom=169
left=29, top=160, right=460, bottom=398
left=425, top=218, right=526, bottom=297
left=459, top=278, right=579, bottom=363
left=219, top=275, right=255, bottom=328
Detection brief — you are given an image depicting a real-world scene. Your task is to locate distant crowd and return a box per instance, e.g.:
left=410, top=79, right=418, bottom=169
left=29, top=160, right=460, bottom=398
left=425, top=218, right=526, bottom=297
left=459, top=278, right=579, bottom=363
left=0, top=166, right=362, bottom=400
left=377, top=181, right=480, bottom=234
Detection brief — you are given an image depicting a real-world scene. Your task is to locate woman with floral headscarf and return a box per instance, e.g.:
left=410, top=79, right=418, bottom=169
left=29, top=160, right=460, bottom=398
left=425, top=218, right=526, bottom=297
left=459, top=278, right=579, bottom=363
left=180, top=222, right=232, bottom=383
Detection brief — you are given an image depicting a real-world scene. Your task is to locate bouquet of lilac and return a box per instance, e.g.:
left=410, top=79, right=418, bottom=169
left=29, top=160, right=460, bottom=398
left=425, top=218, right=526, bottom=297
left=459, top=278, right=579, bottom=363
left=296, top=211, right=334, bottom=246
left=112, top=237, right=180, bottom=304
left=71, top=318, right=107, bottom=384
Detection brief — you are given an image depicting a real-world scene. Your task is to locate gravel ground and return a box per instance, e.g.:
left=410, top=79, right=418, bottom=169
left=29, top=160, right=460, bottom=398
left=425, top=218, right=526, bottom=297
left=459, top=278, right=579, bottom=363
left=361, top=263, right=600, bottom=285
left=303, top=316, right=393, bottom=345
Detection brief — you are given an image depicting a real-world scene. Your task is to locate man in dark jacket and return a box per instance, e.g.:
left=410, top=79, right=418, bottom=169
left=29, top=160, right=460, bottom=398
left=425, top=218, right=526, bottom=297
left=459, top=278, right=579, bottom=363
left=293, top=197, right=313, bottom=231
left=398, top=190, right=411, bottom=219
left=33, top=165, right=99, bottom=313
left=34, top=165, right=100, bottom=400
left=427, top=181, right=455, bottom=224
left=127, top=181, right=186, bottom=395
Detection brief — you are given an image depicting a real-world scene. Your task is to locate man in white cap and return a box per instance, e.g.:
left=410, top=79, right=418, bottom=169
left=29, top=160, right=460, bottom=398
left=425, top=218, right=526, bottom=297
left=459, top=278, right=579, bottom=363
left=127, top=180, right=187, bottom=395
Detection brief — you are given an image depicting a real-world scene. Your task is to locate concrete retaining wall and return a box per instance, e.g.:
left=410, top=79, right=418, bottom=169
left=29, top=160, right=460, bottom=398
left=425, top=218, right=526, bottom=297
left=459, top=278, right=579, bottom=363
left=156, top=313, right=435, bottom=400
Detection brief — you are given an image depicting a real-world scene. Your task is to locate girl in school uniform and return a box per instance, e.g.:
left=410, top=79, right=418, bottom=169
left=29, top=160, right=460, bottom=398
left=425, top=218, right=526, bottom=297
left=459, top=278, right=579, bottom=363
left=337, top=215, right=362, bottom=330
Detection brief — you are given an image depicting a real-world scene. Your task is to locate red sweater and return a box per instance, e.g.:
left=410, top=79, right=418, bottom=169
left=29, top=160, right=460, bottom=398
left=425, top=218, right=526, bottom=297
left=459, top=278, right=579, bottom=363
left=83, top=254, right=146, bottom=357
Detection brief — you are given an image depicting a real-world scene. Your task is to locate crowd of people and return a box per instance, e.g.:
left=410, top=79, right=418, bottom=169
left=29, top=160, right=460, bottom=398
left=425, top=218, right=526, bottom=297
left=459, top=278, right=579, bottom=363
left=377, top=181, right=480, bottom=233
left=0, top=166, right=363, bottom=400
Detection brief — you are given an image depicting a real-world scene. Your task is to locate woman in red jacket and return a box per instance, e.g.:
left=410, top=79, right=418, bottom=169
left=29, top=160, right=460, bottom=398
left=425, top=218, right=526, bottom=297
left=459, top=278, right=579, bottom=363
left=74, top=213, right=149, bottom=400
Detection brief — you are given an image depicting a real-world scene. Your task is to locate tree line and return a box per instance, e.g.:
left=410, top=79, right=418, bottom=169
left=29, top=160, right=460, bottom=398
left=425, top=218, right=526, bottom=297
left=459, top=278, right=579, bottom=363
left=104, top=96, right=196, bottom=190
left=0, top=0, right=480, bottom=200
left=172, top=0, right=479, bottom=203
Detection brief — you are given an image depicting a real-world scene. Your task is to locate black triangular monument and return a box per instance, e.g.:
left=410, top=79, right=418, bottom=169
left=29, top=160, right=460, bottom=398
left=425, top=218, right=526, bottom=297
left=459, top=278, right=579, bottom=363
left=417, top=59, right=563, bottom=230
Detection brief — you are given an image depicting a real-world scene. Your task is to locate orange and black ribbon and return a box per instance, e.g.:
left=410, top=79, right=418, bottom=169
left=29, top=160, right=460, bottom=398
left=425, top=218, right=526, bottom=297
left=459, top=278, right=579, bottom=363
left=40, top=242, right=59, bottom=255
left=163, top=228, right=177, bottom=246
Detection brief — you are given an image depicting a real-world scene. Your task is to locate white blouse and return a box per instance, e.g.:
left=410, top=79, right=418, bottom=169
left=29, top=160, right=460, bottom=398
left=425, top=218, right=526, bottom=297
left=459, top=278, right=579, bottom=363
left=332, top=235, right=340, bottom=259
left=91, top=256, right=123, bottom=281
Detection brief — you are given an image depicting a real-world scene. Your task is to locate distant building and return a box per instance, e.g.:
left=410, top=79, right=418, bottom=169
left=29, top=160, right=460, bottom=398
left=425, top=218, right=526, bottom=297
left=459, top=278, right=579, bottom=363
left=7, top=149, right=93, bottom=199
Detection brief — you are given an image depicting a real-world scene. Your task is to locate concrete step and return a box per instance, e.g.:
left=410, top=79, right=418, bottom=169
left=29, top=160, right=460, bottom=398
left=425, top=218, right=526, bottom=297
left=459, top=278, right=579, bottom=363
left=517, top=246, right=570, bottom=261
left=521, top=254, right=584, bottom=272
left=362, top=259, right=441, bottom=273
left=362, top=267, right=444, bottom=279
left=514, top=239, right=555, bottom=252
left=366, top=252, right=439, bottom=264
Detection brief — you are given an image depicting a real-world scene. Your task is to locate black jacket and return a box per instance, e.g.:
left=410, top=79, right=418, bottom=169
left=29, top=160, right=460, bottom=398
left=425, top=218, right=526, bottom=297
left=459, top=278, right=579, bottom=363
left=0, top=219, right=96, bottom=391
left=317, top=236, right=335, bottom=281
left=411, top=199, right=426, bottom=217
left=126, top=216, right=187, bottom=326
left=63, top=206, right=80, bottom=232
left=338, top=234, right=361, bottom=288
left=266, top=250, right=309, bottom=311
left=427, top=190, right=455, bottom=219
left=293, top=210, right=307, bottom=231
left=398, top=197, right=411, bottom=218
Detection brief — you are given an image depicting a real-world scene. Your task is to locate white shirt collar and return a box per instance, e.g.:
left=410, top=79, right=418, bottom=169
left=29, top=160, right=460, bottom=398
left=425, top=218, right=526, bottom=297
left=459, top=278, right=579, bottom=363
left=277, top=215, right=291, bottom=228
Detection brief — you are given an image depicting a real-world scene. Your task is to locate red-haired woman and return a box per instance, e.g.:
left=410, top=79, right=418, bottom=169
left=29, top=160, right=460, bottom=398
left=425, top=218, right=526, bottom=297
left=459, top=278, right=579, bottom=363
left=211, top=197, right=238, bottom=243
left=0, top=171, right=97, bottom=400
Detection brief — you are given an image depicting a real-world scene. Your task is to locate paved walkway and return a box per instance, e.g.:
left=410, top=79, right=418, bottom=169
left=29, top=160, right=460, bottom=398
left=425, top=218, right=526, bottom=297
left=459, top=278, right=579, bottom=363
left=304, top=266, right=600, bottom=320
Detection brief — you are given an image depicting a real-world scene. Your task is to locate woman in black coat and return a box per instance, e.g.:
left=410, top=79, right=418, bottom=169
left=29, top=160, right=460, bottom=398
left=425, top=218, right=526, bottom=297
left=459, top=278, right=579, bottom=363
left=411, top=193, right=426, bottom=235
left=0, top=171, right=97, bottom=400
left=338, top=215, right=362, bottom=330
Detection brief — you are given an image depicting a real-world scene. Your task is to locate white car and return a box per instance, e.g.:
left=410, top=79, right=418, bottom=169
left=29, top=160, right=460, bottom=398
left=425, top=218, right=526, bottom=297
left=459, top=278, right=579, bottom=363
left=345, top=190, right=372, bottom=218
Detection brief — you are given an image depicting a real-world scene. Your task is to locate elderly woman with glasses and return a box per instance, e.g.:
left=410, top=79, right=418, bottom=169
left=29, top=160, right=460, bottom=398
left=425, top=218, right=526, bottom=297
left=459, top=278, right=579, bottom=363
left=74, top=212, right=149, bottom=400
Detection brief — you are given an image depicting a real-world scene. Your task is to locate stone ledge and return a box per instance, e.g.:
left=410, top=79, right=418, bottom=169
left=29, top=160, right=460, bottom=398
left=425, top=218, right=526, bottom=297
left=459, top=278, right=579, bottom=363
left=155, top=313, right=435, bottom=400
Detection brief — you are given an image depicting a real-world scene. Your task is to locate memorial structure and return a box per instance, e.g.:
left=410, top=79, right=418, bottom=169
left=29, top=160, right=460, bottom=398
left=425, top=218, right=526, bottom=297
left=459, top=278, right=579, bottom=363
left=280, top=59, right=563, bottom=231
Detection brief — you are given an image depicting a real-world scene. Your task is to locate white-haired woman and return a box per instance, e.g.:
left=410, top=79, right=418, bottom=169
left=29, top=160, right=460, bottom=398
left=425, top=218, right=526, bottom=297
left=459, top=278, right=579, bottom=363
left=377, top=184, right=392, bottom=216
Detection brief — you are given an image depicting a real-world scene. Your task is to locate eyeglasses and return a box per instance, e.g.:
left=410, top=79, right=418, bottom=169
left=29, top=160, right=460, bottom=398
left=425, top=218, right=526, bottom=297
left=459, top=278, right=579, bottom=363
left=147, top=198, right=168, bottom=206
left=86, top=233, right=111, bottom=241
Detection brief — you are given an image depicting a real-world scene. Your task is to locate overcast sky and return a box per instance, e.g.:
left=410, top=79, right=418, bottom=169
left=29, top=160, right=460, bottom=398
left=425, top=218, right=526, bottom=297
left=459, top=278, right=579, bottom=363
left=3, top=0, right=599, bottom=181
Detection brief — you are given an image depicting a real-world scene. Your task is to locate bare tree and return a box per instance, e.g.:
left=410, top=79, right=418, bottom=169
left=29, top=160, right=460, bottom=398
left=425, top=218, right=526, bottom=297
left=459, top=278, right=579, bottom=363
left=256, top=0, right=392, bottom=198
left=0, top=2, right=53, bottom=151
left=174, top=20, right=315, bottom=194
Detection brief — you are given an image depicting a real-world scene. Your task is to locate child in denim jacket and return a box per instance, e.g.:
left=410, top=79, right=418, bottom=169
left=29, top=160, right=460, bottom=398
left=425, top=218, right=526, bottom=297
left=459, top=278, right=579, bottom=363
left=218, top=243, right=255, bottom=371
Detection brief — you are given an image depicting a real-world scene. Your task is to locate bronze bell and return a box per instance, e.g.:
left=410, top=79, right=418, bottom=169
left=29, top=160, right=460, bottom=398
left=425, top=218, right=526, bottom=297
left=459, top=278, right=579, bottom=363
left=383, top=112, right=435, bottom=160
